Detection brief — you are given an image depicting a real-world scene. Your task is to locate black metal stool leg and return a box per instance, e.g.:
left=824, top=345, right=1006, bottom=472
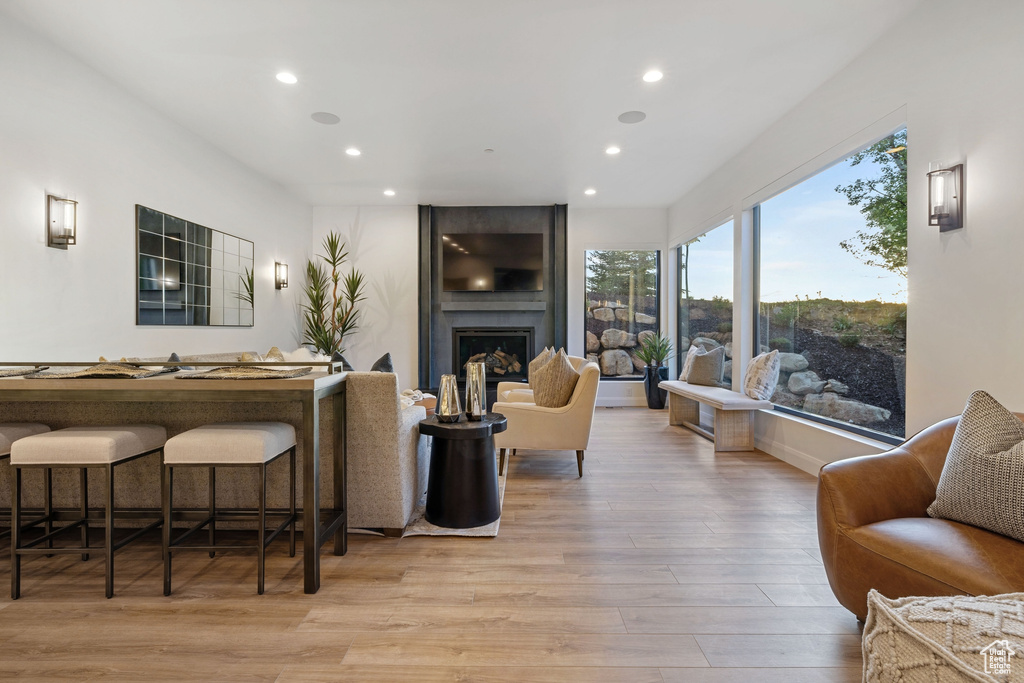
left=289, top=447, right=296, bottom=558
left=208, top=466, right=216, bottom=558
left=80, top=468, right=90, bottom=561
left=163, top=464, right=173, bottom=597
left=11, top=466, right=21, bottom=600
left=257, top=463, right=266, bottom=595
left=105, top=464, right=114, bottom=599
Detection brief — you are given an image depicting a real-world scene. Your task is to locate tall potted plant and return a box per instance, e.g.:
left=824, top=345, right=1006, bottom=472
left=634, top=332, right=673, bottom=409
left=302, top=231, right=367, bottom=355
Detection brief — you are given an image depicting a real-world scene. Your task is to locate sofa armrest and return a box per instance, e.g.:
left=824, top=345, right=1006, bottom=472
left=496, top=380, right=529, bottom=395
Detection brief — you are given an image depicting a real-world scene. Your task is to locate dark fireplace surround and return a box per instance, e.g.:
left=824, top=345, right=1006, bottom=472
left=418, top=205, right=568, bottom=390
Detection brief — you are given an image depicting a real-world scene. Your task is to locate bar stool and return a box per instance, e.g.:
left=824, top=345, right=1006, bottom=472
left=162, top=422, right=297, bottom=595
left=0, top=423, right=51, bottom=541
left=9, top=424, right=166, bottom=599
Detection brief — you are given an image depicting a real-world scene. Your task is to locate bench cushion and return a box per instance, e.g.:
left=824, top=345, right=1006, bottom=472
left=0, top=423, right=51, bottom=457
left=11, top=425, right=166, bottom=465
left=165, top=422, right=296, bottom=465
left=660, top=380, right=771, bottom=411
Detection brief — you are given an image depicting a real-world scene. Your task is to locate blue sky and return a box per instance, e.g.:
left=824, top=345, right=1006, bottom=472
left=683, top=148, right=907, bottom=304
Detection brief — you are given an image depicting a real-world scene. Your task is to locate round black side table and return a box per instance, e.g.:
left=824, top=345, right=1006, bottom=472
left=418, top=413, right=507, bottom=529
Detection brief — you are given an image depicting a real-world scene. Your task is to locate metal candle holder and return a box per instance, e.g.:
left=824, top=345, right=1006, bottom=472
left=436, top=374, right=462, bottom=423
left=465, top=362, right=487, bottom=421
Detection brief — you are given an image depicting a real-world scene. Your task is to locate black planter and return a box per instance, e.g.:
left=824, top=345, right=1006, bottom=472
left=644, top=365, right=670, bottom=409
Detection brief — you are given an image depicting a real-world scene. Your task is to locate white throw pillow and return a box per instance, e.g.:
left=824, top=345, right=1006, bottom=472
left=679, top=344, right=704, bottom=382
left=743, top=350, right=780, bottom=400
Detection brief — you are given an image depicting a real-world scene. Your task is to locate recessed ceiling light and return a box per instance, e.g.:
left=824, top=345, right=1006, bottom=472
left=605, top=146, right=621, bottom=155
left=442, top=236, right=450, bottom=241
left=383, top=189, right=396, bottom=196
left=345, top=147, right=361, bottom=156
left=276, top=72, right=298, bottom=84
left=584, top=188, right=597, bottom=195
left=618, top=110, right=647, bottom=124
left=643, top=70, right=663, bottom=83
left=311, top=112, right=340, bottom=125
left=484, top=148, right=495, bottom=153
left=450, top=242, right=459, bottom=247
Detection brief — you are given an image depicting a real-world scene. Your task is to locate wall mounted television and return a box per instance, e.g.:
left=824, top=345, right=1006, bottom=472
left=442, top=233, right=544, bottom=292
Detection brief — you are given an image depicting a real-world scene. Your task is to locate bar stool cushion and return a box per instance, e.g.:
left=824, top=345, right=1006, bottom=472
left=164, top=422, right=296, bottom=465
left=0, top=423, right=51, bottom=457
left=10, top=425, right=166, bottom=465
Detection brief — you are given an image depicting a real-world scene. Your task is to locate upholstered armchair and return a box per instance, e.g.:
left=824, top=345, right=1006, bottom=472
left=492, top=356, right=600, bottom=477
left=345, top=372, right=428, bottom=535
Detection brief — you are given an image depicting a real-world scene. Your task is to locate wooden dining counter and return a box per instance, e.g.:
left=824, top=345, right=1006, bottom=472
left=0, top=370, right=347, bottom=594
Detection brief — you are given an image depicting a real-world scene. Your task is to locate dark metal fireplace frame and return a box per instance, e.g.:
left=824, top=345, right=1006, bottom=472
left=452, top=328, right=534, bottom=383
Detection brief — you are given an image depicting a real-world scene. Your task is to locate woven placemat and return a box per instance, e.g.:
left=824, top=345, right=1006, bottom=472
left=0, top=367, right=49, bottom=378
left=26, top=363, right=170, bottom=379
left=176, top=366, right=312, bottom=380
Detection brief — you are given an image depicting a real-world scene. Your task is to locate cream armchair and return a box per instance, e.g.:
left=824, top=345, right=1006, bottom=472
left=492, top=356, right=600, bottom=477
left=345, top=372, right=428, bottom=535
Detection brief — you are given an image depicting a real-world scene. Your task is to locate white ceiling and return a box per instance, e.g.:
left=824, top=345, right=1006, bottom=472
left=2, top=0, right=921, bottom=207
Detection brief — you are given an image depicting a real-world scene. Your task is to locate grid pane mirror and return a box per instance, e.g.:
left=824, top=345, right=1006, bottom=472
left=136, top=205, right=254, bottom=326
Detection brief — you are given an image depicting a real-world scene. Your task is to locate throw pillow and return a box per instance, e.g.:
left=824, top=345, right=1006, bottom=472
left=331, top=351, right=355, bottom=372
left=686, top=346, right=725, bottom=387
left=679, top=344, right=704, bottom=381
left=264, top=346, right=285, bottom=362
left=531, top=349, right=580, bottom=408
left=743, top=350, right=780, bottom=400
left=528, top=347, right=555, bottom=388
left=370, top=353, right=394, bottom=373
left=239, top=351, right=262, bottom=362
left=927, top=390, right=1024, bottom=542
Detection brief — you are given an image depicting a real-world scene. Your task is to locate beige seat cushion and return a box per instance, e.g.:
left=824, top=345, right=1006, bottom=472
left=11, top=425, right=166, bottom=465
left=499, top=388, right=535, bottom=404
left=164, top=422, right=296, bottom=465
left=0, top=423, right=51, bottom=457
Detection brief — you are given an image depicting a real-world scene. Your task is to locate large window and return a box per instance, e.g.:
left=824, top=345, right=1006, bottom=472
left=756, top=130, right=907, bottom=439
left=678, top=222, right=734, bottom=382
left=585, top=250, right=660, bottom=378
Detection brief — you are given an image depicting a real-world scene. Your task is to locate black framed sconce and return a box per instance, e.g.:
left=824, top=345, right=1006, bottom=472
left=275, top=261, right=288, bottom=289
left=47, top=195, right=78, bottom=249
left=927, top=164, right=963, bottom=232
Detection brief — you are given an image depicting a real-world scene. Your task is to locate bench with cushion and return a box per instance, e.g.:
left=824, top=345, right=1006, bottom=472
left=658, top=380, right=772, bottom=451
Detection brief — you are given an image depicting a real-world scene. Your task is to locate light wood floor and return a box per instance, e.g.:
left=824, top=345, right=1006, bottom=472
left=0, top=407, right=862, bottom=681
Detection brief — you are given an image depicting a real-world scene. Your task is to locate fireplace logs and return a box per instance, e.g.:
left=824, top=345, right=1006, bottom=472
left=465, top=350, right=522, bottom=376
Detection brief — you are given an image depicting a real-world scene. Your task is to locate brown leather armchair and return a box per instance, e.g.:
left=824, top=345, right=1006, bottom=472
left=817, top=415, right=1024, bottom=621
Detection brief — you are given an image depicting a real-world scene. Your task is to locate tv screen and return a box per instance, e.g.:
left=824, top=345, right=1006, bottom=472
left=442, top=233, right=544, bottom=292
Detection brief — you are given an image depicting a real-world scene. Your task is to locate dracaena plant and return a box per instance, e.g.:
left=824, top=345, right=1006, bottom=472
left=633, top=332, right=674, bottom=368
left=302, top=231, right=367, bottom=355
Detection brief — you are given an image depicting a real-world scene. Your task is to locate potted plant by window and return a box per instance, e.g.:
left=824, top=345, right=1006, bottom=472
left=633, top=332, right=674, bottom=409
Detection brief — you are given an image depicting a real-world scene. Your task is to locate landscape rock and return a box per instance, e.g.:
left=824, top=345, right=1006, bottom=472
left=586, top=310, right=593, bottom=319
left=771, top=387, right=805, bottom=409
left=778, top=352, right=809, bottom=373
left=679, top=336, right=690, bottom=351
left=692, top=336, right=721, bottom=350
left=586, top=353, right=599, bottom=365
left=723, top=360, right=732, bottom=382
left=635, top=312, right=656, bottom=325
left=600, top=328, right=636, bottom=349
left=788, top=370, right=826, bottom=396
left=803, top=393, right=891, bottom=425
left=586, top=331, right=600, bottom=353
left=593, top=307, right=615, bottom=322
left=632, top=354, right=647, bottom=372
left=724, top=342, right=732, bottom=359
left=637, top=330, right=656, bottom=347
left=824, top=379, right=850, bottom=395
left=614, top=308, right=632, bottom=323
left=600, top=349, right=634, bottom=376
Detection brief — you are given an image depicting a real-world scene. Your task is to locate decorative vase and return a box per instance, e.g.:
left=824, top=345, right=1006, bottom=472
left=465, top=362, right=487, bottom=421
left=644, top=365, right=669, bottom=409
left=437, top=374, right=462, bottom=423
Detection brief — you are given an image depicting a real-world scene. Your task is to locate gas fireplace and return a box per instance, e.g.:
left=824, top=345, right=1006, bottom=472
left=453, top=328, right=533, bottom=383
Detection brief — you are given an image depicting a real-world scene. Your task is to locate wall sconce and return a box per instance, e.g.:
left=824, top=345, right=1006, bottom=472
left=275, top=262, right=288, bottom=289
left=927, top=164, right=963, bottom=232
left=47, top=195, right=78, bottom=249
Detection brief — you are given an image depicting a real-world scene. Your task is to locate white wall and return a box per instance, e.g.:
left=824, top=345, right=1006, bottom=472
left=309, top=206, right=420, bottom=388
left=568, top=207, right=669, bottom=406
left=0, top=17, right=310, bottom=361
left=666, top=0, right=1024, bottom=473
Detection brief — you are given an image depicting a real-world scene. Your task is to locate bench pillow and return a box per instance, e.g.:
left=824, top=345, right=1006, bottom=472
left=679, top=344, right=704, bottom=381
left=686, top=346, right=725, bottom=387
left=927, top=389, right=1024, bottom=542
left=743, top=350, right=780, bottom=400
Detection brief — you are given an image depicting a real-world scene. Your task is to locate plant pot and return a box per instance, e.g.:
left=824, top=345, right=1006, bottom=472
left=644, top=365, right=669, bottom=409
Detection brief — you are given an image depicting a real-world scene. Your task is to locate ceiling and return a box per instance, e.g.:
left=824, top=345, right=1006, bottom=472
left=2, top=0, right=921, bottom=207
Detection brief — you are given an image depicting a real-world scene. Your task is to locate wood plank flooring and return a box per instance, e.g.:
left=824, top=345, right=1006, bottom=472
left=0, top=407, right=862, bottom=681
